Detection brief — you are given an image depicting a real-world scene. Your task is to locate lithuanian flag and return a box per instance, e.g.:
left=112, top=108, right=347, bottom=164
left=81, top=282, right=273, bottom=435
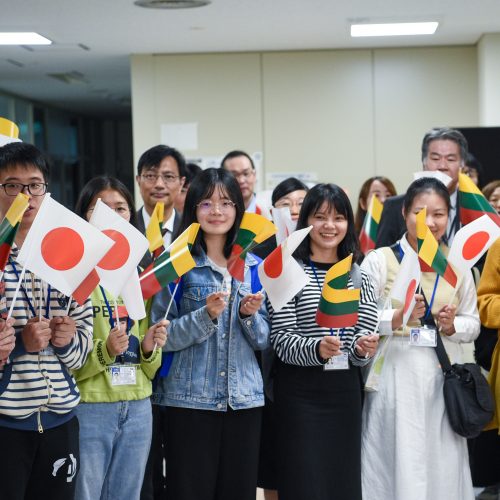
left=416, top=207, right=458, bottom=287
left=458, top=173, right=500, bottom=227
left=227, top=213, right=276, bottom=281
left=315, top=254, right=360, bottom=329
left=146, top=202, right=164, bottom=259
left=359, top=195, right=384, bottom=254
left=0, top=193, right=29, bottom=271
left=139, top=223, right=200, bottom=299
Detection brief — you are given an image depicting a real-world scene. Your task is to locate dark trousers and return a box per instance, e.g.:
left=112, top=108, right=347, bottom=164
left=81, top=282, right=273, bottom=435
left=0, top=416, right=79, bottom=500
left=165, top=405, right=262, bottom=500
left=141, top=404, right=168, bottom=500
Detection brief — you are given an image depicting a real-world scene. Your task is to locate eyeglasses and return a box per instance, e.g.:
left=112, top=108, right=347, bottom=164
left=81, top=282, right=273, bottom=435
left=197, top=200, right=236, bottom=213
left=87, top=206, right=130, bottom=216
left=140, top=173, right=180, bottom=185
left=0, top=182, right=48, bottom=196
left=274, top=200, right=304, bottom=209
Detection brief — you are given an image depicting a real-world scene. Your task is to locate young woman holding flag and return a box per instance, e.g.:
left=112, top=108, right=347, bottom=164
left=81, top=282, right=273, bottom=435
left=360, top=177, right=480, bottom=500
left=269, top=183, right=379, bottom=500
left=151, top=168, right=270, bottom=500
left=73, top=176, right=168, bottom=500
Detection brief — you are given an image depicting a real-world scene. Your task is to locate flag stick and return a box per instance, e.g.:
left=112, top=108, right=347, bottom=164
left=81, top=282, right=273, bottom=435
left=65, top=298, right=72, bottom=316
left=38, top=282, right=44, bottom=321
left=365, top=296, right=390, bottom=358
left=113, top=300, right=120, bottom=327
left=152, top=280, right=180, bottom=352
left=7, top=264, right=27, bottom=320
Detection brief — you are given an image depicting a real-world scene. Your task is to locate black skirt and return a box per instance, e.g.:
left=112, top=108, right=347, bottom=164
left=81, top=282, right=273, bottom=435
left=274, top=360, right=363, bottom=500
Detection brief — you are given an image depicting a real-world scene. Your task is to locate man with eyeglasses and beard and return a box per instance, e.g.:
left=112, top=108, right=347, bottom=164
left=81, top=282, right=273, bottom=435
left=135, top=145, right=186, bottom=269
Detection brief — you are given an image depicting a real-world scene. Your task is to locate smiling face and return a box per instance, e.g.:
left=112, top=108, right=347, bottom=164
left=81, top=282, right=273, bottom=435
left=136, top=156, right=184, bottom=215
left=307, top=201, right=348, bottom=262
left=196, top=184, right=237, bottom=239
left=0, top=164, right=47, bottom=231
left=404, top=191, right=449, bottom=249
left=423, top=139, right=462, bottom=191
left=223, top=155, right=256, bottom=207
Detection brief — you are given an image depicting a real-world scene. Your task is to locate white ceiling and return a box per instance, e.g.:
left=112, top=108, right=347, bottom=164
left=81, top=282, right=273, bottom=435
left=2, top=0, right=500, bottom=118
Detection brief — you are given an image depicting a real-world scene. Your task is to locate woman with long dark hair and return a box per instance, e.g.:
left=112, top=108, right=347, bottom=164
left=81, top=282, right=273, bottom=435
left=151, top=168, right=270, bottom=500
left=269, top=183, right=379, bottom=500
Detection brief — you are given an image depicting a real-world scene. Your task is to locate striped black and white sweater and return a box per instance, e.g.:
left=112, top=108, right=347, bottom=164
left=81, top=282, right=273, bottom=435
left=269, top=261, right=379, bottom=367
left=0, top=247, right=93, bottom=432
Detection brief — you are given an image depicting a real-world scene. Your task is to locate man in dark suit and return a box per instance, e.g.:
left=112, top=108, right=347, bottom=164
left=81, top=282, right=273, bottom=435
left=376, top=127, right=467, bottom=248
left=136, top=145, right=185, bottom=500
left=135, top=145, right=186, bottom=269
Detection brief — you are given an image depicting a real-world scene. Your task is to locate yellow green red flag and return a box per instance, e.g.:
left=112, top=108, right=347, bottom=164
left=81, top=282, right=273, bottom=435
left=0, top=193, right=29, bottom=271
left=359, top=194, right=384, bottom=254
left=458, top=173, right=500, bottom=227
left=416, top=207, right=458, bottom=287
left=146, top=202, right=165, bottom=258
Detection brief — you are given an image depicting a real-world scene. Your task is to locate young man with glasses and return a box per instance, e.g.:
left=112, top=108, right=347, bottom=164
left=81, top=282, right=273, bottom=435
left=135, top=145, right=186, bottom=270
left=0, top=142, right=93, bottom=500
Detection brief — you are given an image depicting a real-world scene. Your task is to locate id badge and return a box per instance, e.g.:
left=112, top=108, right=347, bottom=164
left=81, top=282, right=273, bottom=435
left=324, top=352, right=349, bottom=371
left=409, top=326, right=437, bottom=347
left=110, top=366, right=137, bottom=386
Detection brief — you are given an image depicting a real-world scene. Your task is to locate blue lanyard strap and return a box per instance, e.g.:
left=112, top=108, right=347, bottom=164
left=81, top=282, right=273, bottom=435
left=9, top=257, right=51, bottom=318
left=309, top=259, right=338, bottom=337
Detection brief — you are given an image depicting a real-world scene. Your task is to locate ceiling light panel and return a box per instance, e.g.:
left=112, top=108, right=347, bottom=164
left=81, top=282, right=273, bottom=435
left=0, top=32, right=52, bottom=45
left=351, top=22, right=439, bottom=37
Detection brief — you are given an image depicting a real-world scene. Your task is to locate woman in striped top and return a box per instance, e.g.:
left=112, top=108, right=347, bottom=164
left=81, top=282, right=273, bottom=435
left=269, top=183, right=379, bottom=500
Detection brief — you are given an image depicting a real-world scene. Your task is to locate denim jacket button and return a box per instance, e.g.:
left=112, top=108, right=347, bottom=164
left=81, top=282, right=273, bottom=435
left=221, top=334, right=226, bottom=339
left=245, top=320, right=252, bottom=326
left=217, top=403, right=223, bottom=409
left=220, top=371, right=226, bottom=377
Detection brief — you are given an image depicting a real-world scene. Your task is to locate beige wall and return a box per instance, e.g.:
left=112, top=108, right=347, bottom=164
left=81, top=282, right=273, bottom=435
left=131, top=45, right=478, bottom=205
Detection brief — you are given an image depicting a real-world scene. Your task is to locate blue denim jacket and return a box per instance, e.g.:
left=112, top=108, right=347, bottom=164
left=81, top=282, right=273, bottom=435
left=151, top=251, right=270, bottom=411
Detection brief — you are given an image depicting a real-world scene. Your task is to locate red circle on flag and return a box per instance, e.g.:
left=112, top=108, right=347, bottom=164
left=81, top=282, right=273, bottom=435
left=263, top=246, right=283, bottom=279
left=41, top=227, right=84, bottom=270
left=98, top=229, right=130, bottom=270
left=462, top=231, right=489, bottom=261
left=404, top=279, right=417, bottom=314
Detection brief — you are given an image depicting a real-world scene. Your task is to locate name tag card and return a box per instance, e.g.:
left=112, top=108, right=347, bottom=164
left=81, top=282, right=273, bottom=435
left=324, top=352, right=349, bottom=371
left=409, top=326, right=437, bottom=347
left=110, top=366, right=137, bottom=386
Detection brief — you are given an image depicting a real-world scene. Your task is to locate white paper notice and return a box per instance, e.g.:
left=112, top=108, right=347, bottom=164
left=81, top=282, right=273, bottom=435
left=161, top=123, right=198, bottom=151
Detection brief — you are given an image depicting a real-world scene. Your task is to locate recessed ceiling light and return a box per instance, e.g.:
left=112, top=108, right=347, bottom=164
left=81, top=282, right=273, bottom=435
left=351, top=22, right=439, bottom=37
left=0, top=32, right=52, bottom=45
left=134, top=0, right=211, bottom=8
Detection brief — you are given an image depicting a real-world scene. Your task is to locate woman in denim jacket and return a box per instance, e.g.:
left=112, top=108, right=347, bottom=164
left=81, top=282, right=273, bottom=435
left=152, top=168, right=270, bottom=500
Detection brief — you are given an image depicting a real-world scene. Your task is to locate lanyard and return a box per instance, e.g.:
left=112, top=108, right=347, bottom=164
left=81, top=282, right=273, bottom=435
left=309, top=259, right=339, bottom=337
left=9, top=257, right=51, bottom=318
left=397, top=242, right=439, bottom=321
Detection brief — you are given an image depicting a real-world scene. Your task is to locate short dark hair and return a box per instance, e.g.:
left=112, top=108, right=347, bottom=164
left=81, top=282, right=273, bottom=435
left=74, top=175, right=137, bottom=227
left=220, top=150, right=255, bottom=170
left=137, top=145, right=187, bottom=178
left=403, top=177, right=451, bottom=216
left=421, top=128, right=468, bottom=166
left=0, top=142, right=50, bottom=181
left=465, top=153, right=485, bottom=188
left=271, top=177, right=309, bottom=206
left=176, top=168, right=245, bottom=259
left=184, top=162, right=202, bottom=186
left=294, top=183, right=360, bottom=262
left=482, top=180, right=500, bottom=202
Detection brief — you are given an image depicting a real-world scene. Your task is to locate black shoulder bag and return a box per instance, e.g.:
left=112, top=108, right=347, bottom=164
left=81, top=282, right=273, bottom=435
left=423, top=291, right=494, bottom=439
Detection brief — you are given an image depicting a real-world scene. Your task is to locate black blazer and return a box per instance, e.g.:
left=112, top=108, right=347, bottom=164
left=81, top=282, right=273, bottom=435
left=136, top=207, right=181, bottom=270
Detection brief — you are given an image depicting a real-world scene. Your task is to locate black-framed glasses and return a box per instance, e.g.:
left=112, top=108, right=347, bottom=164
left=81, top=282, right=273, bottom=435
left=0, top=182, right=48, bottom=196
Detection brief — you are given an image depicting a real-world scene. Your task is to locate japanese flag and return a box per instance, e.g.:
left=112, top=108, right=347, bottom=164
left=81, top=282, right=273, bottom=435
left=89, top=199, right=149, bottom=297
left=271, top=207, right=297, bottom=245
left=120, top=271, right=146, bottom=320
left=17, top=195, right=114, bottom=296
left=448, top=215, right=500, bottom=275
left=258, top=226, right=311, bottom=312
left=390, top=246, right=421, bottom=327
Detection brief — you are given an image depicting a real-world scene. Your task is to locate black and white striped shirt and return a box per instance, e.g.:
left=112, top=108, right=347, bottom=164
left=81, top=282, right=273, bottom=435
left=269, top=261, right=379, bottom=367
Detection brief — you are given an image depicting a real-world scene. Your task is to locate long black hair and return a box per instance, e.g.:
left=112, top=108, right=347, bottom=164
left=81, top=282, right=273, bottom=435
left=176, top=168, right=245, bottom=258
left=271, top=177, right=308, bottom=206
left=74, top=175, right=137, bottom=226
left=294, top=183, right=359, bottom=262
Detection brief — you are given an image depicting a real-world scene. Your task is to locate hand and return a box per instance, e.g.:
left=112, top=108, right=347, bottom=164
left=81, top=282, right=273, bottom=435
left=142, top=320, right=169, bottom=355
left=0, top=318, right=15, bottom=364
left=49, top=316, right=76, bottom=348
left=239, top=293, right=264, bottom=317
left=21, top=317, right=52, bottom=353
left=355, top=334, right=379, bottom=358
left=437, top=304, right=457, bottom=336
left=106, top=324, right=129, bottom=357
left=409, top=294, right=426, bottom=321
left=206, top=292, right=228, bottom=320
left=318, top=336, right=342, bottom=361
